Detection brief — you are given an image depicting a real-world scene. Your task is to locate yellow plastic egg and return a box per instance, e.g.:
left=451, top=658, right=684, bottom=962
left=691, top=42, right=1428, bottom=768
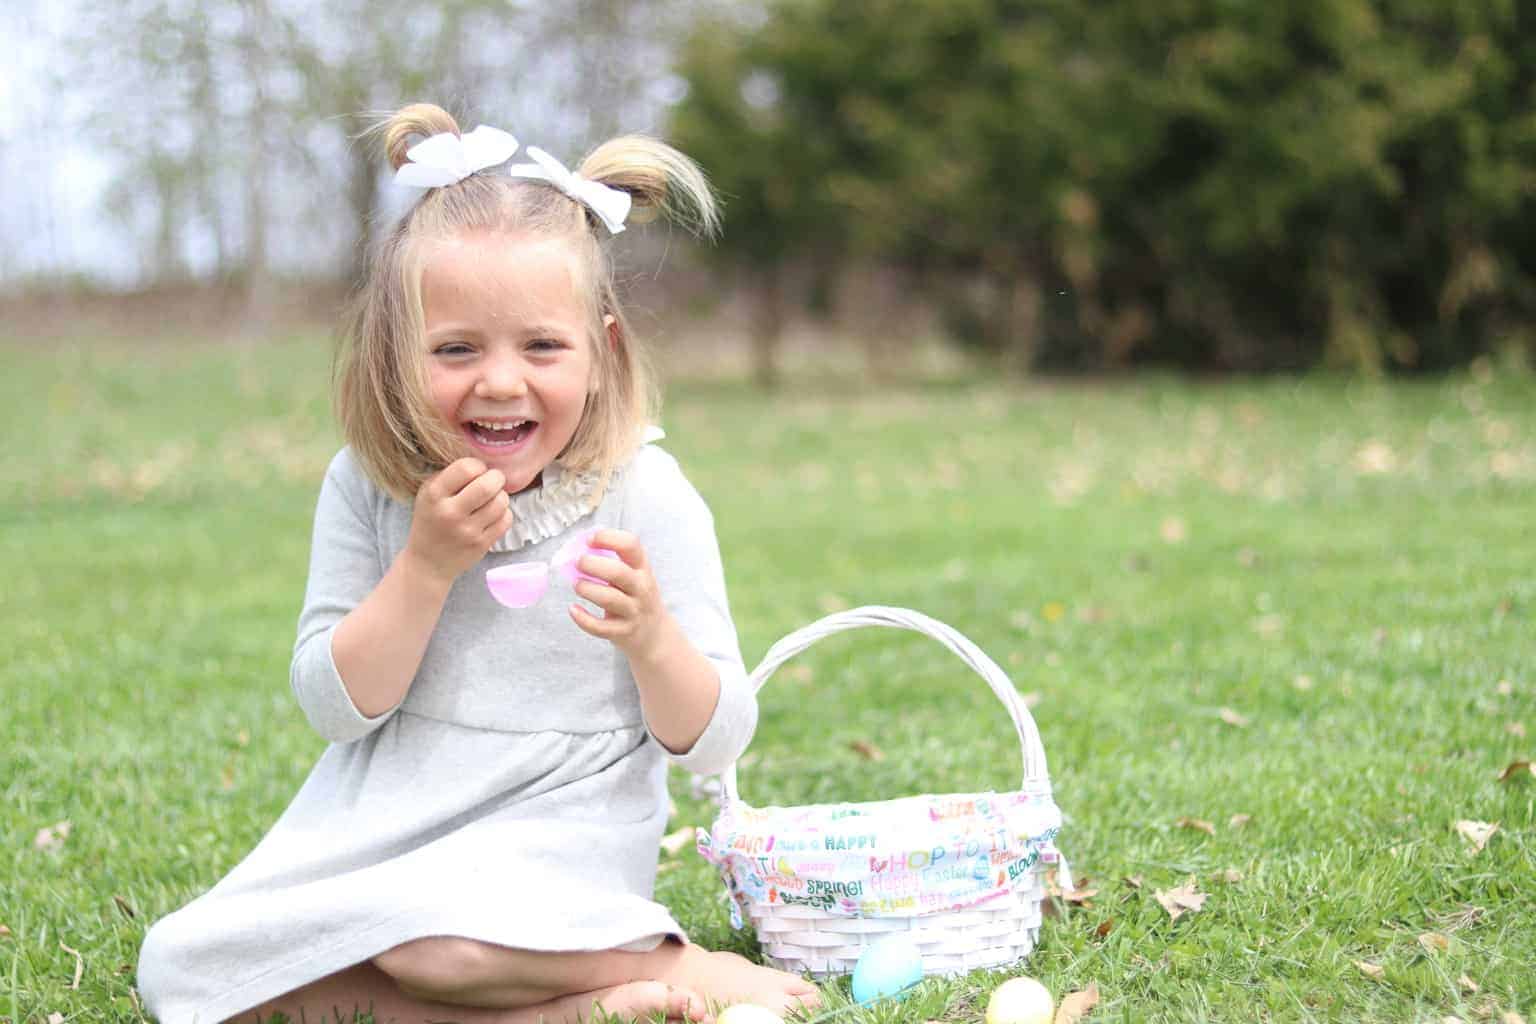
left=716, top=1004, right=785, bottom=1024
left=985, top=976, right=1054, bottom=1024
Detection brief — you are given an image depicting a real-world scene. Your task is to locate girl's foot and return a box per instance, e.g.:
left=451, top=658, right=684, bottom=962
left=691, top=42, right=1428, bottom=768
left=231, top=962, right=708, bottom=1024
left=579, top=980, right=709, bottom=1023
left=659, top=946, right=823, bottom=1017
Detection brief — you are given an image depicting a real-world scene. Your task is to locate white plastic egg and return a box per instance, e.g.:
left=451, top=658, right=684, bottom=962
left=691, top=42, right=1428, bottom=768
left=716, top=1004, right=785, bottom=1024
left=985, top=976, right=1055, bottom=1024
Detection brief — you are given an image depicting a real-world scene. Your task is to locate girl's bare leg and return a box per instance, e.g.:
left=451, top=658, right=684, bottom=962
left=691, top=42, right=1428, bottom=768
left=226, top=960, right=705, bottom=1024
left=372, top=938, right=821, bottom=1016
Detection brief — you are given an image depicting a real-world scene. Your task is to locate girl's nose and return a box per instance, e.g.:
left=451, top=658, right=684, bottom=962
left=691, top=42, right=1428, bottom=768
left=475, top=355, right=527, bottom=399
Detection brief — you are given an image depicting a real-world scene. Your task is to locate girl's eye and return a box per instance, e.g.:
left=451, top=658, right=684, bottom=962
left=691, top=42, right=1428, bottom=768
left=529, top=339, right=564, bottom=351
left=433, top=343, right=473, bottom=355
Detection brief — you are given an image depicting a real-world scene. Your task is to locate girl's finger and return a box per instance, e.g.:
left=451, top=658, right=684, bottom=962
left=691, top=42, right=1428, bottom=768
left=574, top=581, right=636, bottom=619
left=569, top=603, right=620, bottom=639
left=592, top=529, right=646, bottom=569
left=480, top=506, right=514, bottom=542
left=578, top=554, right=632, bottom=590
left=453, top=469, right=507, bottom=517
left=428, top=457, right=487, bottom=500
left=469, top=488, right=509, bottom=522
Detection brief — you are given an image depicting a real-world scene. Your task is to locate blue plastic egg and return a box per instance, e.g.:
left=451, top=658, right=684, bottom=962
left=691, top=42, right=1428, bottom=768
left=850, top=934, right=924, bottom=1003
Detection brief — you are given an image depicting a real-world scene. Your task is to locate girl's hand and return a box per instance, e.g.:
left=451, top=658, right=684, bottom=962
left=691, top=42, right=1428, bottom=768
left=404, top=458, right=512, bottom=584
left=569, top=530, right=673, bottom=660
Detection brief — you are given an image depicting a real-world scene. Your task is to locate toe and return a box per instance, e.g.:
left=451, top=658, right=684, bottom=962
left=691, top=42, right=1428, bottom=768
left=792, top=988, right=824, bottom=1012
left=667, top=984, right=709, bottom=1023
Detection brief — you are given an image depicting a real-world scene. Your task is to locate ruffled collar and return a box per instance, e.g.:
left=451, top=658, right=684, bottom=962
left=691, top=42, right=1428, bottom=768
left=487, top=425, right=664, bottom=553
left=489, top=460, right=605, bottom=553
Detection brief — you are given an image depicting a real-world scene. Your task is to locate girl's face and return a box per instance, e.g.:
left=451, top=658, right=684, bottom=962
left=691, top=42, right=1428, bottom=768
left=421, top=231, right=596, bottom=494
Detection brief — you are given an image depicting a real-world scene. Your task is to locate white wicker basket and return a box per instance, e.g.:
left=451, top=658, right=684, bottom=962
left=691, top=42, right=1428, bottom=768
left=697, top=606, right=1069, bottom=979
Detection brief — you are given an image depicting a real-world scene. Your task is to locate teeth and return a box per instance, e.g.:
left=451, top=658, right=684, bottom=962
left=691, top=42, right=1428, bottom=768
left=471, top=419, right=529, bottom=429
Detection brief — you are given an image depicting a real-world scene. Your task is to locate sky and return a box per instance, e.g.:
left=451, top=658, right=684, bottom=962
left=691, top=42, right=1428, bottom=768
left=0, top=0, right=749, bottom=296
left=2, top=0, right=134, bottom=286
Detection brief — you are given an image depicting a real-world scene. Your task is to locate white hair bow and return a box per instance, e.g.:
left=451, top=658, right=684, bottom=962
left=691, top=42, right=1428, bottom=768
left=508, top=146, right=632, bottom=234
left=395, top=125, right=520, bottom=188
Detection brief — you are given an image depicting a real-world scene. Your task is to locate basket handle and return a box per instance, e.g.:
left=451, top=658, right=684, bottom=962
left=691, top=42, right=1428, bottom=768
left=721, top=605, right=1051, bottom=805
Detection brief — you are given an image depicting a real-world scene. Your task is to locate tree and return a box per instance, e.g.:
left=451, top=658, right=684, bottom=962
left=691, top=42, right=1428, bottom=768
left=671, top=15, right=847, bottom=386
left=672, top=0, right=1536, bottom=372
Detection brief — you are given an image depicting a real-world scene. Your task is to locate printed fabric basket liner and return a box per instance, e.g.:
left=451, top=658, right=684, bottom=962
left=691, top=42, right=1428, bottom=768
left=697, top=606, right=1071, bottom=978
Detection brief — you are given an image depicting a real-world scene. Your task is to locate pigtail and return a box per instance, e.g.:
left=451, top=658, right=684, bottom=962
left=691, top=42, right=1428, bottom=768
left=578, top=135, right=720, bottom=240
left=379, top=103, right=463, bottom=172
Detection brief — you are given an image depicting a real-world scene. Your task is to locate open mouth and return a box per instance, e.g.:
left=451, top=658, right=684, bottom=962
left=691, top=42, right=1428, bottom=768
left=465, top=418, right=537, bottom=448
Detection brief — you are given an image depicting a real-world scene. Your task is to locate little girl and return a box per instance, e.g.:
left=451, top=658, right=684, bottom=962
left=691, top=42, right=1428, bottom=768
left=137, top=103, right=822, bottom=1024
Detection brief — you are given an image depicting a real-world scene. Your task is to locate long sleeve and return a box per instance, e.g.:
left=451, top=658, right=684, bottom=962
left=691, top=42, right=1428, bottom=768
left=621, top=447, right=757, bottom=775
left=289, top=449, right=398, bottom=744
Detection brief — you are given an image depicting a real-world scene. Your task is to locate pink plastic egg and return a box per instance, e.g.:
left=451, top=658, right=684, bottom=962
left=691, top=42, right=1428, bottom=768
left=553, top=529, right=620, bottom=586
left=486, top=561, right=550, bottom=608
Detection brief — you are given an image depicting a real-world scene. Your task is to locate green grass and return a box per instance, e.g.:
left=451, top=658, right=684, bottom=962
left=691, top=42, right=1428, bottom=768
left=3, top=337, right=1534, bottom=1023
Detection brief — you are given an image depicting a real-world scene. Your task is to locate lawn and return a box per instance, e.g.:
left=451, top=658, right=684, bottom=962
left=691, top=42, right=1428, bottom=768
left=2, top=337, right=1533, bottom=1023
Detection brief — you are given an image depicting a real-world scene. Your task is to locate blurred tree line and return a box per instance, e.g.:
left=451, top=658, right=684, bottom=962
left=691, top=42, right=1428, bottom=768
left=40, top=0, right=702, bottom=321
left=671, top=0, right=1536, bottom=375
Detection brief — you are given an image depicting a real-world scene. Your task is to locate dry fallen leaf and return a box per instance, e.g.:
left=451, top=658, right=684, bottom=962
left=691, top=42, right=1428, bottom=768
left=784, top=664, right=815, bottom=685
left=1455, top=820, right=1499, bottom=854
left=1496, top=680, right=1514, bottom=696
left=1498, top=761, right=1534, bottom=783
left=1094, top=919, right=1114, bottom=940
left=1046, top=870, right=1098, bottom=909
left=61, top=941, right=83, bottom=989
left=849, top=739, right=886, bottom=762
left=1292, top=674, right=1315, bottom=691
left=34, top=821, right=72, bottom=852
left=1229, top=813, right=1252, bottom=829
left=1122, top=874, right=1144, bottom=889
left=1458, top=974, right=1479, bottom=994
left=1433, top=904, right=1485, bottom=932
left=1160, top=517, right=1188, bottom=544
left=1176, top=817, right=1216, bottom=836
left=1063, top=885, right=1100, bottom=906
left=1253, top=614, right=1285, bottom=636
left=1501, top=1012, right=1528, bottom=1024
left=1053, top=982, right=1100, bottom=1024
left=1219, top=707, right=1251, bottom=728
left=1417, top=932, right=1450, bottom=954
left=0, top=923, right=10, bottom=938
left=659, top=826, right=695, bottom=857
left=1355, top=960, right=1385, bottom=981
left=1215, top=868, right=1244, bottom=884
left=1354, top=441, right=1396, bottom=474
left=1507, top=722, right=1527, bottom=738
left=1018, top=690, right=1043, bottom=709
left=1154, top=877, right=1208, bottom=921
left=48, top=1014, right=64, bottom=1024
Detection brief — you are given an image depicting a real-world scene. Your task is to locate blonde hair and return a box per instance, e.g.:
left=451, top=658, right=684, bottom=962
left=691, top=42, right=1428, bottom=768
left=335, top=102, right=719, bottom=502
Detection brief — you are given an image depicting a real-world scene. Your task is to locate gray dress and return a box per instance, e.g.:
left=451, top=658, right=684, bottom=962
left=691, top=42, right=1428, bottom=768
left=137, top=442, right=757, bottom=1023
